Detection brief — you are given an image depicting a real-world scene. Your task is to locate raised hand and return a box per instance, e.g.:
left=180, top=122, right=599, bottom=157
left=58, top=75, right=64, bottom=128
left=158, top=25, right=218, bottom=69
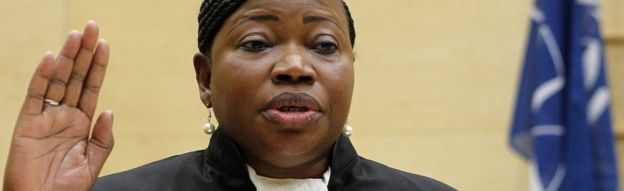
left=4, top=21, right=113, bottom=191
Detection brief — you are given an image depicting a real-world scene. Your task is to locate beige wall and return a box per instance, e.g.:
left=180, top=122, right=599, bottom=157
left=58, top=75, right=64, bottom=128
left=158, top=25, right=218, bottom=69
left=1, top=0, right=622, bottom=190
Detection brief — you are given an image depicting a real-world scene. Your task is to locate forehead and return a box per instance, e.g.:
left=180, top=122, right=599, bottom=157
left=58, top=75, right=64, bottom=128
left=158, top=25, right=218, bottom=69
left=235, top=0, right=347, bottom=21
left=242, top=0, right=342, bottom=11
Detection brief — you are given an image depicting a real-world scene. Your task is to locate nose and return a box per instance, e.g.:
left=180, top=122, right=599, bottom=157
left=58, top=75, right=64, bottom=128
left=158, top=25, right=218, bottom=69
left=271, top=47, right=317, bottom=85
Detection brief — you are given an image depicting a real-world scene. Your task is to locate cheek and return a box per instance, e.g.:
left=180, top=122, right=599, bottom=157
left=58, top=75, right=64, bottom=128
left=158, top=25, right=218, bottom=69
left=210, top=57, right=270, bottom=122
left=321, top=60, right=354, bottom=118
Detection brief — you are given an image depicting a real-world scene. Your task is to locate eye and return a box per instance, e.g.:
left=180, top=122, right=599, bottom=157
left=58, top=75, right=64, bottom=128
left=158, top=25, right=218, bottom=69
left=313, top=42, right=338, bottom=55
left=239, top=36, right=271, bottom=53
left=311, top=36, right=338, bottom=55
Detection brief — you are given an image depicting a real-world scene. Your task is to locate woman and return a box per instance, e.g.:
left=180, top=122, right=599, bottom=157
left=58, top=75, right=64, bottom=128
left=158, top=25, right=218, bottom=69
left=4, top=0, right=455, bottom=190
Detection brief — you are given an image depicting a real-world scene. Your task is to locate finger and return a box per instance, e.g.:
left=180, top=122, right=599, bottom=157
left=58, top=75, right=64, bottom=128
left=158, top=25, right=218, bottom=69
left=20, top=52, right=55, bottom=116
left=87, top=110, right=114, bottom=179
left=64, top=21, right=100, bottom=107
left=45, top=31, right=83, bottom=103
left=79, top=40, right=109, bottom=119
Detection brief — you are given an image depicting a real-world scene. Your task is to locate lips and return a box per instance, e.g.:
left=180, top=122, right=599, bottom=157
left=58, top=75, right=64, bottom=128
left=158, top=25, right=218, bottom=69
left=262, top=92, right=322, bottom=129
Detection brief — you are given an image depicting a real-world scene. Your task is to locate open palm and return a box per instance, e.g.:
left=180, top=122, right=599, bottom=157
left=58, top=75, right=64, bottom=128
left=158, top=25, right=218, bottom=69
left=4, top=21, right=113, bottom=191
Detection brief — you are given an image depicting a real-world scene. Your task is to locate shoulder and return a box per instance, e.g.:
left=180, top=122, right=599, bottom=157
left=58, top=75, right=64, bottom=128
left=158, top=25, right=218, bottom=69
left=336, top=156, right=456, bottom=191
left=92, top=150, right=205, bottom=191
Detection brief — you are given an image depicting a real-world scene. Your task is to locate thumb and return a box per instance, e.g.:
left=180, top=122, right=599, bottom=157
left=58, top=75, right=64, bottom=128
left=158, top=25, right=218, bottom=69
left=87, top=110, right=114, bottom=179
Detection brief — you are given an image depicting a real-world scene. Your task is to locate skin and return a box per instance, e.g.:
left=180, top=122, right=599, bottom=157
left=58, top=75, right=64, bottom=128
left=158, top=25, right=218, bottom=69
left=4, top=21, right=113, bottom=190
left=194, top=0, right=355, bottom=179
left=3, top=0, right=354, bottom=189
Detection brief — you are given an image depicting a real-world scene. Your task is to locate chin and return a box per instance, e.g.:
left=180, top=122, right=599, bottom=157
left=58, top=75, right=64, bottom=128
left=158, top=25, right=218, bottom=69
left=268, top=131, right=320, bottom=156
left=269, top=128, right=339, bottom=157
left=260, top=138, right=333, bottom=169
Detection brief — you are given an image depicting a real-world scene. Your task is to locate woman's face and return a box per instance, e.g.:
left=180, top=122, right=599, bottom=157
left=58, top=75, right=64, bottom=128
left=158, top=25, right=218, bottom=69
left=195, top=0, right=354, bottom=171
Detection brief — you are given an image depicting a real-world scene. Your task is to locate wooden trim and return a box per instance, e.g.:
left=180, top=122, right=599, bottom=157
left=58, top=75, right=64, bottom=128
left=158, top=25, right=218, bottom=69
left=617, top=132, right=624, bottom=140
left=605, top=36, right=624, bottom=45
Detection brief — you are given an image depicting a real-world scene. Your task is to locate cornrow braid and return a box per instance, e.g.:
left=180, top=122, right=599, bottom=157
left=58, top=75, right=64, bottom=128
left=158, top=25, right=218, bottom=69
left=342, top=0, right=356, bottom=47
left=198, top=0, right=356, bottom=54
left=198, top=0, right=245, bottom=54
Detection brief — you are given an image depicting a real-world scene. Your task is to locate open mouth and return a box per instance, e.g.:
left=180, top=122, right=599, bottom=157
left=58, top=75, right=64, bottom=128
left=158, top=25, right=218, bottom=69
left=262, top=92, right=322, bottom=129
left=279, top=106, right=311, bottom=112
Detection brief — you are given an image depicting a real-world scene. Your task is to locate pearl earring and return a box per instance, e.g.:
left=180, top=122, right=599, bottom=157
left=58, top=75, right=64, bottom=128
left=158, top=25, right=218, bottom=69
left=203, top=110, right=216, bottom=135
left=343, top=120, right=353, bottom=137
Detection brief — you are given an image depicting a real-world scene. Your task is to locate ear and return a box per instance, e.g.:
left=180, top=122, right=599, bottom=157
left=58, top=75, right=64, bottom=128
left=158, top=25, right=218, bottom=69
left=194, top=52, right=213, bottom=108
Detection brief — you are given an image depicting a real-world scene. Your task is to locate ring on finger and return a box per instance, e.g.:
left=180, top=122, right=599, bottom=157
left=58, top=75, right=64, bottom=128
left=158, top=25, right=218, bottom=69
left=44, top=98, right=61, bottom=106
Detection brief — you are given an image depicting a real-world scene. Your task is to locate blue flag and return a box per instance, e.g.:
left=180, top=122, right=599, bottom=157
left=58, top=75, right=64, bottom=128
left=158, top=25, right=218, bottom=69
left=510, top=0, right=619, bottom=190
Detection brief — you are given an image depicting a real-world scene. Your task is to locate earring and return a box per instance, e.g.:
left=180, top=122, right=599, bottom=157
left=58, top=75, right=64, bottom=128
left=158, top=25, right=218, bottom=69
left=343, top=120, right=353, bottom=137
left=203, top=110, right=216, bottom=135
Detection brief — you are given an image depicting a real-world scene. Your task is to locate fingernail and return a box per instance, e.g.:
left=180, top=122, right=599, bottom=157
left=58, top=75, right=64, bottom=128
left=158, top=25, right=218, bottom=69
left=99, top=39, right=109, bottom=46
left=68, top=30, right=80, bottom=37
left=43, top=51, right=55, bottom=59
left=87, top=19, right=96, bottom=24
left=106, top=109, right=114, bottom=120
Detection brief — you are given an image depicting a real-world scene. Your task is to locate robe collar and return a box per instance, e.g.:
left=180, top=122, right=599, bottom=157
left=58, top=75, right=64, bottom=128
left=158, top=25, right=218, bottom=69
left=202, top=128, right=358, bottom=180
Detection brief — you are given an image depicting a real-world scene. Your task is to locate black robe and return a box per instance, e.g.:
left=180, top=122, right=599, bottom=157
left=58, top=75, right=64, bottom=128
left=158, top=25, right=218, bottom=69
left=92, top=129, right=456, bottom=191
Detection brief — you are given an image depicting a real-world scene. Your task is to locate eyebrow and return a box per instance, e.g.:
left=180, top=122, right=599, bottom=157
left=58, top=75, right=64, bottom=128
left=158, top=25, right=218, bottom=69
left=303, top=15, right=333, bottom=24
left=227, top=13, right=345, bottom=37
left=303, top=15, right=345, bottom=34
left=243, top=14, right=336, bottom=24
left=248, top=14, right=280, bottom=22
left=233, top=14, right=280, bottom=29
left=227, top=14, right=279, bottom=34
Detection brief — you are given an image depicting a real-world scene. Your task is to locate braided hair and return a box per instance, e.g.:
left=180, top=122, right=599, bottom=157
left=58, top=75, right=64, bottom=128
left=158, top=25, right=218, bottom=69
left=197, top=0, right=356, bottom=54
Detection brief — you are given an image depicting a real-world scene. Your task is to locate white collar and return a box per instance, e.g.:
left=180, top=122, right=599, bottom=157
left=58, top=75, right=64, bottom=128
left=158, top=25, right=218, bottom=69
left=246, top=165, right=331, bottom=191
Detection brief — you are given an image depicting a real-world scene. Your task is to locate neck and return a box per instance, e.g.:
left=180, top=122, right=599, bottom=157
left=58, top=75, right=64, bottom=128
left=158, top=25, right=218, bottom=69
left=245, top=152, right=329, bottom=179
